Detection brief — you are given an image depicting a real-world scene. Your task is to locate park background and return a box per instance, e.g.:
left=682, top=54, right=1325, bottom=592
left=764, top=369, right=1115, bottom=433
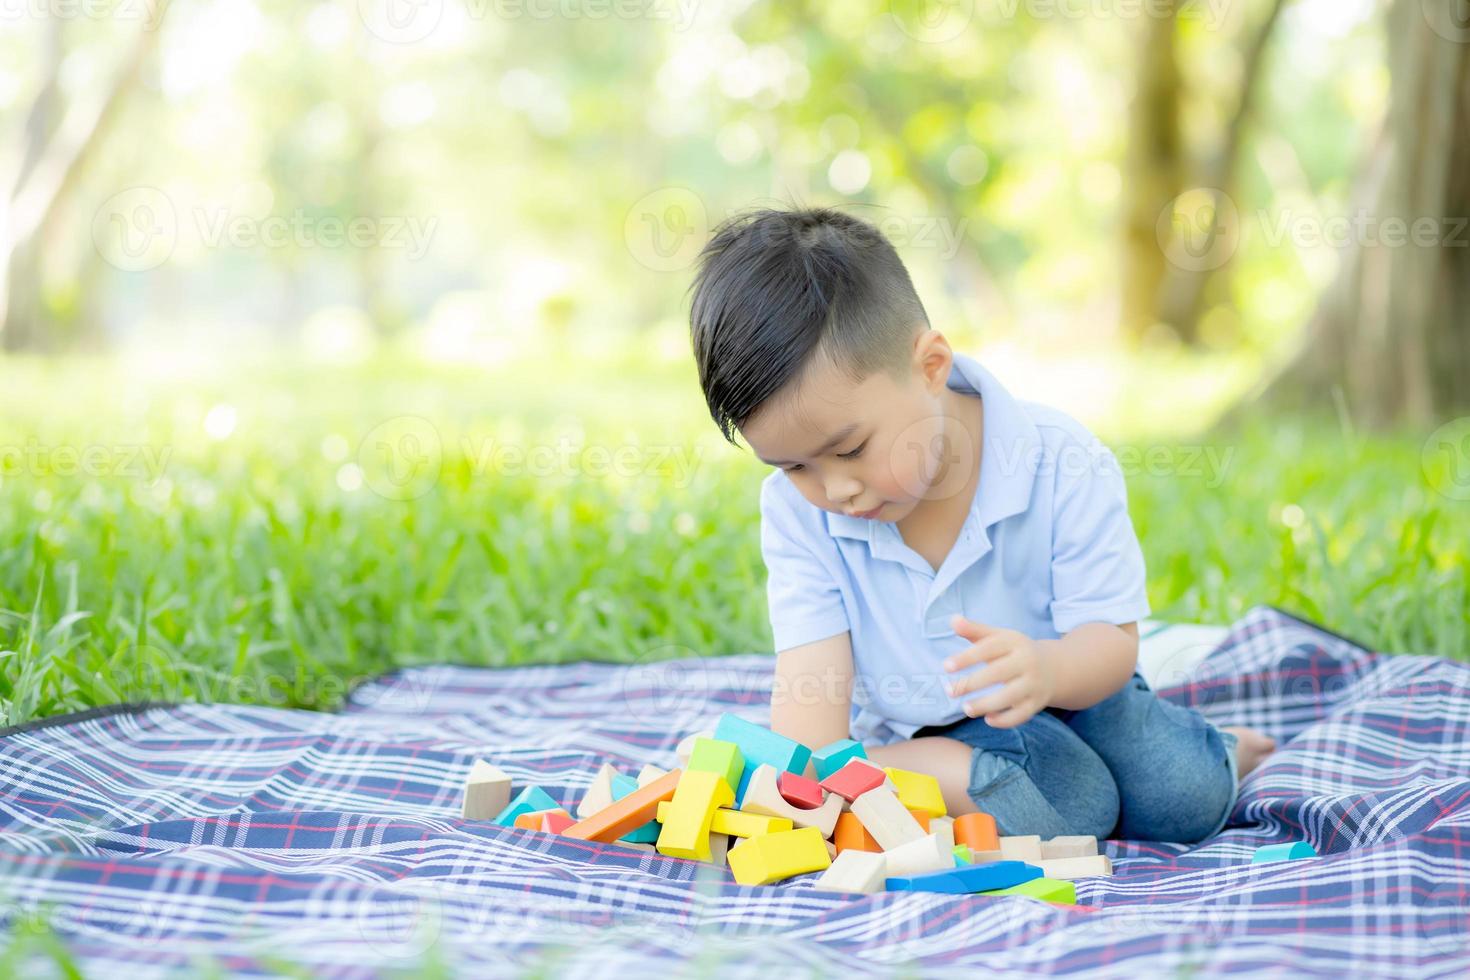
left=0, top=0, right=1467, bottom=726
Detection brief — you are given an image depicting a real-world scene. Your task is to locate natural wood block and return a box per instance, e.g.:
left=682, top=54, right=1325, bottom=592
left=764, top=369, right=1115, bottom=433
left=740, top=764, right=843, bottom=838
left=882, top=833, right=953, bottom=878
left=850, top=785, right=925, bottom=851
left=637, top=764, right=668, bottom=787
left=461, top=759, right=512, bottom=820
left=727, top=826, right=831, bottom=886
left=566, top=768, right=682, bottom=842
left=814, top=849, right=886, bottom=894
left=999, top=835, right=1043, bottom=862
left=930, top=815, right=955, bottom=853
left=576, top=763, right=619, bottom=819
left=1035, top=854, right=1113, bottom=879
left=1040, top=835, right=1098, bottom=860
left=708, top=831, right=730, bottom=867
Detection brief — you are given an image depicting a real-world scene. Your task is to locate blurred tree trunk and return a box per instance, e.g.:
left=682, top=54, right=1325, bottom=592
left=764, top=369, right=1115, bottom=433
left=1119, top=5, right=1184, bottom=341
left=1232, top=0, right=1470, bottom=427
left=0, top=17, right=161, bottom=352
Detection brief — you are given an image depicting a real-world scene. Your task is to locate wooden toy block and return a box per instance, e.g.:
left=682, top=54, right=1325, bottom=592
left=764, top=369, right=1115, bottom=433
left=953, top=844, right=972, bottom=865
left=1252, top=841, right=1318, bottom=863
left=687, top=737, right=743, bottom=794
left=824, top=839, right=837, bottom=859
left=540, top=809, right=575, bottom=834
left=656, top=803, right=792, bottom=839
left=777, top=771, right=825, bottom=809
left=882, top=833, right=953, bottom=878
left=814, top=849, right=887, bottom=894
left=494, top=785, right=560, bottom=827
left=930, top=815, right=955, bottom=852
left=637, top=764, right=668, bottom=786
left=1040, top=835, right=1098, bottom=860
left=908, top=809, right=932, bottom=832
left=462, top=760, right=512, bottom=820
left=657, top=770, right=733, bottom=860
left=849, top=784, right=925, bottom=850
left=726, top=826, right=831, bottom=886
left=968, top=849, right=1005, bottom=863
left=882, top=767, right=947, bottom=817
left=999, top=835, right=1043, bottom=862
left=608, top=772, right=661, bottom=844
left=978, top=876, right=1077, bottom=904
left=1035, top=854, right=1113, bottom=879
left=713, top=713, right=812, bottom=802
left=740, top=764, right=843, bottom=838
left=620, top=841, right=657, bottom=853
left=811, top=738, right=867, bottom=781
left=708, top=831, right=730, bottom=867
left=514, top=808, right=563, bottom=830
left=833, top=811, right=881, bottom=854
left=819, top=759, right=887, bottom=801
left=576, top=763, right=619, bottom=819
left=886, top=859, right=1041, bottom=895
left=565, top=768, right=683, bottom=842
left=676, top=729, right=715, bottom=765
left=953, top=812, right=999, bottom=852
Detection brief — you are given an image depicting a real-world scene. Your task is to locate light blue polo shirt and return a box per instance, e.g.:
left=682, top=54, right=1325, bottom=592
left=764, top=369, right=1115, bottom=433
left=759, top=352, right=1151, bottom=746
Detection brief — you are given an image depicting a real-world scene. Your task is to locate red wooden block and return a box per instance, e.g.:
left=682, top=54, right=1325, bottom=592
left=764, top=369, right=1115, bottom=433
left=819, top=759, right=886, bottom=801
left=514, top=808, right=563, bottom=830
left=778, top=771, right=825, bottom=810
left=540, top=809, right=576, bottom=834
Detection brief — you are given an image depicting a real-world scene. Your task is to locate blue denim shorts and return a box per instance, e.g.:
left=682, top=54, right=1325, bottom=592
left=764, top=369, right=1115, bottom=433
left=914, top=670, right=1239, bottom=843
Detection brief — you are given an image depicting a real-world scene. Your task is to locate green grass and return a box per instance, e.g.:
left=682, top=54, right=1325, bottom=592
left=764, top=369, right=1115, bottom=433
left=0, top=352, right=1465, bottom=727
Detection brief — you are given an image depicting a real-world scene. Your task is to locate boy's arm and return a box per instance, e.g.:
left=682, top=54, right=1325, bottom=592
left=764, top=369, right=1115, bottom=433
left=770, top=631, right=855, bottom=761
left=1036, top=620, right=1139, bottom=710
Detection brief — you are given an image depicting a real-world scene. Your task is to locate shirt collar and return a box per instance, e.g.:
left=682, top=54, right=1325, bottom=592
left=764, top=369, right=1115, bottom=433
left=824, top=352, right=1041, bottom=545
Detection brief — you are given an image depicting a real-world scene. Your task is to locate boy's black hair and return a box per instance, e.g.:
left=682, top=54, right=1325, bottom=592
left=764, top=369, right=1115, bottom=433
left=687, top=206, right=930, bottom=445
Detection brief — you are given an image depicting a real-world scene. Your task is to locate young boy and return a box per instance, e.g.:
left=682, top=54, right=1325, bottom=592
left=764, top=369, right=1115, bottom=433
left=687, top=207, right=1275, bottom=843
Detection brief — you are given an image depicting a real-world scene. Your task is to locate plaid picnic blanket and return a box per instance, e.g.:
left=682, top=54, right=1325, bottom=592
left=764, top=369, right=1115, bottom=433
left=0, top=605, right=1466, bottom=977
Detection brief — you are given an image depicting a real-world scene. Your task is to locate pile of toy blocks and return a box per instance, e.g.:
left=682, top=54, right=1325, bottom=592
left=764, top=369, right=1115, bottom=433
left=460, top=712, right=1113, bottom=899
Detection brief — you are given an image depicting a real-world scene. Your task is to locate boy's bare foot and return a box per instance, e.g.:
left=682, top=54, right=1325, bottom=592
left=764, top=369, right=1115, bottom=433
left=1222, top=726, right=1277, bottom=779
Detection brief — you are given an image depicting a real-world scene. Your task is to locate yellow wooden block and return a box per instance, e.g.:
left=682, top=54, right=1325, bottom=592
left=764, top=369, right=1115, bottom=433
left=657, top=803, right=792, bottom=839
left=656, top=770, right=732, bottom=860
left=727, top=827, right=832, bottom=886
left=882, top=766, right=947, bottom=817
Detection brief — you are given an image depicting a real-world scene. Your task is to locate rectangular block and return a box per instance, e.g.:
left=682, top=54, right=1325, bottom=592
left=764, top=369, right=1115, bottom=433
left=814, top=849, right=886, bottom=894
left=655, top=804, right=792, bottom=839
left=656, top=770, right=733, bottom=860
left=849, top=785, right=925, bottom=851
left=882, top=833, right=953, bottom=878
left=713, top=713, right=812, bottom=803
left=1035, top=855, right=1113, bottom=879
left=930, top=815, right=955, bottom=853
left=1041, top=835, right=1099, bottom=860
left=820, top=759, right=887, bottom=802
left=611, top=771, right=660, bottom=844
left=979, top=876, right=1077, bottom=904
left=462, top=760, right=512, bottom=821
left=999, top=835, right=1043, bottom=862
left=493, top=785, right=560, bottom=828
left=886, top=860, right=1041, bottom=895
left=811, top=739, right=867, bottom=781
left=687, top=737, right=744, bottom=795
left=708, top=831, right=731, bottom=867
left=727, top=826, right=831, bottom=886
left=883, top=767, right=947, bottom=817
left=565, top=768, right=683, bottom=842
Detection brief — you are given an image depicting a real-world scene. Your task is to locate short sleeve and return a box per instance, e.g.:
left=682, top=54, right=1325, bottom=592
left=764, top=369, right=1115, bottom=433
left=1047, top=435, right=1151, bottom=635
left=760, top=475, right=851, bottom=652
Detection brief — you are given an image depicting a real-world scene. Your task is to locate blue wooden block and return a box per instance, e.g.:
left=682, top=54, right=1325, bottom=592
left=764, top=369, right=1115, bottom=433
left=886, top=860, right=1041, bottom=895
left=713, top=713, right=811, bottom=804
left=1252, top=841, right=1318, bottom=863
left=493, top=785, right=560, bottom=827
left=610, top=773, right=660, bottom=843
left=811, top=738, right=867, bottom=781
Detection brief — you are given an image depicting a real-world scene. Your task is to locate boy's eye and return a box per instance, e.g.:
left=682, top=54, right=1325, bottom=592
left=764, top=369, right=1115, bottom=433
left=837, top=441, right=867, bottom=459
left=782, top=464, right=804, bottom=473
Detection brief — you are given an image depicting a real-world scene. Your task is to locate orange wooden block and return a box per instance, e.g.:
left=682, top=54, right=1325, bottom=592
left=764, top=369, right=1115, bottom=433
left=832, top=811, right=881, bottom=854
left=953, top=811, right=998, bottom=852
left=514, top=808, right=564, bottom=830
left=908, top=809, right=931, bottom=832
left=565, top=768, right=683, bottom=842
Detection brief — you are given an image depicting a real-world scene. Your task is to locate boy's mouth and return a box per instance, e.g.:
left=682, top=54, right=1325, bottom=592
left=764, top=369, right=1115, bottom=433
left=848, top=504, right=884, bottom=519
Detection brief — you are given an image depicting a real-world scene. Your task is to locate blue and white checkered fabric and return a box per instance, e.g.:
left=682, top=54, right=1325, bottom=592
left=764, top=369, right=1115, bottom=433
left=1, top=605, right=1467, bottom=976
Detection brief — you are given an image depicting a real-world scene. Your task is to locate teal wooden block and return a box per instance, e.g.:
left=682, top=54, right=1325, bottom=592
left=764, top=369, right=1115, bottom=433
left=886, top=860, right=1041, bottom=894
left=713, top=713, right=811, bottom=804
left=493, top=785, right=560, bottom=827
left=1252, top=841, right=1318, bottom=863
left=811, top=738, right=867, bottom=781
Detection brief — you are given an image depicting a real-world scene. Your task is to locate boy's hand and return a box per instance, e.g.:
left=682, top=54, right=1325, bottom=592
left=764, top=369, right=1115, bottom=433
left=942, top=615, right=1056, bottom=729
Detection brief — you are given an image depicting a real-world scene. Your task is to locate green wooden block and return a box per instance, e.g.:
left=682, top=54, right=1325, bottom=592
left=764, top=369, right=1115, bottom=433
left=979, top=876, right=1077, bottom=904
left=687, top=737, right=744, bottom=795
left=953, top=844, right=972, bottom=865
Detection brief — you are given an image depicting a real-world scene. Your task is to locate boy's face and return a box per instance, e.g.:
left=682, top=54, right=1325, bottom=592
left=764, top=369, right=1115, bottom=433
left=739, top=329, right=977, bottom=523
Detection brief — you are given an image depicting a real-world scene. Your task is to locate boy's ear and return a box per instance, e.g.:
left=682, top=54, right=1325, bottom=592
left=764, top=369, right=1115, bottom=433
left=911, top=328, right=953, bottom=393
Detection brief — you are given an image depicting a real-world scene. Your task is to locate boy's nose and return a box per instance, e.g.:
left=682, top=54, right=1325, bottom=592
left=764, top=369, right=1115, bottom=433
left=825, top=476, right=862, bottom=504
